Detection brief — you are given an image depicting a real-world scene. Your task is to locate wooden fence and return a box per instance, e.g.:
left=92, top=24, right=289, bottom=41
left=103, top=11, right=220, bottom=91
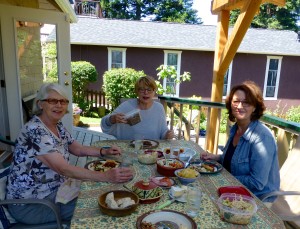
left=75, top=89, right=111, bottom=111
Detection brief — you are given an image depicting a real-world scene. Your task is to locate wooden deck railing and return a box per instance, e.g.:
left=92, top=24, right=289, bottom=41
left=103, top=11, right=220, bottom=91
left=158, top=95, right=300, bottom=168
left=74, top=89, right=111, bottom=111
left=74, top=1, right=102, bottom=18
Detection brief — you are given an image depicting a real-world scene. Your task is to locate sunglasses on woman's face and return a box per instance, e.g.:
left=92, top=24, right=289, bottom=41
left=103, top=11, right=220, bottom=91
left=41, top=98, right=69, bottom=105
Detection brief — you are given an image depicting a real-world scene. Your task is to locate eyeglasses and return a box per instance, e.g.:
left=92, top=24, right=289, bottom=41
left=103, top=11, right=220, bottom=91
left=232, top=100, right=251, bottom=108
left=138, top=88, right=154, bottom=93
left=41, top=98, right=69, bottom=105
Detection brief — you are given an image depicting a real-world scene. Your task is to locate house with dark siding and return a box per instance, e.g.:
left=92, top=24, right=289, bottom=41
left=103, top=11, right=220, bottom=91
left=70, top=17, right=300, bottom=112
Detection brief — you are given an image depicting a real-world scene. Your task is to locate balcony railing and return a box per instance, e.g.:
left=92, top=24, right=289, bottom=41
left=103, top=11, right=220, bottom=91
left=74, top=1, right=101, bottom=18
left=158, top=95, right=300, bottom=168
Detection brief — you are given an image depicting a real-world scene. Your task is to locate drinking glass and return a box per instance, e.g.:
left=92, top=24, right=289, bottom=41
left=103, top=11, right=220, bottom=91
left=134, top=134, right=144, bottom=154
left=186, top=183, right=202, bottom=217
left=120, top=156, right=133, bottom=168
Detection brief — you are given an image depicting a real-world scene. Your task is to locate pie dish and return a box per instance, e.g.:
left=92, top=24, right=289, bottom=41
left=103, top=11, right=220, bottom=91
left=85, top=159, right=120, bottom=172
left=130, top=139, right=159, bottom=149
left=136, top=210, right=197, bottom=229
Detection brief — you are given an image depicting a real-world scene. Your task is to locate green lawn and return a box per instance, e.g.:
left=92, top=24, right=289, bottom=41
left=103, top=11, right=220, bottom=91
left=79, top=116, right=101, bottom=124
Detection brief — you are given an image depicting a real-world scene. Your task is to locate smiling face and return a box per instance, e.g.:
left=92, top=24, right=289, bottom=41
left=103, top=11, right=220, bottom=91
left=137, top=83, right=155, bottom=105
left=231, top=90, right=255, bottom=124
left=39, top=90, right=69, bottom=124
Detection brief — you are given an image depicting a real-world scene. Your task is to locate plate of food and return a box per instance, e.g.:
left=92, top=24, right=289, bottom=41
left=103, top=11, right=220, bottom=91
left=136, top=210, right=197, bottom=229
left=150, top=176, right=175, bottom=188
left=130, top=139, right=159, bottom=149
left=188, top=160, right=223, bottom=174
left=218, top=186, right=252, bottom=197
left=85, top=159, right=120, bottom=172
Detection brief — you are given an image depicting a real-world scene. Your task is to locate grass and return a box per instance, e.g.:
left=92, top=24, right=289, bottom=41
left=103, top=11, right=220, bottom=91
left=79, top=116, right=101, bottom=125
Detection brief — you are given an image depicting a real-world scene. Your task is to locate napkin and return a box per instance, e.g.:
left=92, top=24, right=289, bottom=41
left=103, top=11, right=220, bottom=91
left=55, top=178, right=82, bottom=204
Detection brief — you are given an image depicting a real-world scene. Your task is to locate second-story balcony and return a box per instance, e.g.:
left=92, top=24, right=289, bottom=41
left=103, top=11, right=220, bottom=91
left=73, top=1, right=102, bottom=18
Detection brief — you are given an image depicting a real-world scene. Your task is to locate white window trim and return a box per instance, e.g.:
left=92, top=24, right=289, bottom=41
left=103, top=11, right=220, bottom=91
left=222, top=62, right=233, bottom=99
left=263, top=56, right=282, bottom=100
left=107, top=47, right=127, bottom=70
left=163, top=50, right=182, bottom=97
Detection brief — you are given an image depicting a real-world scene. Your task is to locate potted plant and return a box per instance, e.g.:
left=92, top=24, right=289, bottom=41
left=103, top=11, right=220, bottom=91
left=72, top=103, right=82, bottom=126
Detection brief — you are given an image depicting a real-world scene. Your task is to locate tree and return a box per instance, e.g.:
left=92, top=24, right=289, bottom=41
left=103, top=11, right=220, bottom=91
left=99, top=0, right=202, bottom=24
left=153, top=0, right=202, bottom=24
left=230, top=0, right=300, bottom=32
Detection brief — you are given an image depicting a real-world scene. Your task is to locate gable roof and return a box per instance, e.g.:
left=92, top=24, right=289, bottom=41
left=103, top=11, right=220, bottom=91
left=70, top=18, right=300, bottom=56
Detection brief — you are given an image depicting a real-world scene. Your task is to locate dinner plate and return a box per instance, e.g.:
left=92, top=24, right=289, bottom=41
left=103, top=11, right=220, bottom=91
left=130, top=139, right=159, bottom=149
left=188, top=160, right=223, bottom=174
left=84, top=159, right=120, bottom=172
left=218, top=186, right=252, bottom=197
left=136, top=210, right=197, bottom=229
left=150, top=176, right=175, bottom=188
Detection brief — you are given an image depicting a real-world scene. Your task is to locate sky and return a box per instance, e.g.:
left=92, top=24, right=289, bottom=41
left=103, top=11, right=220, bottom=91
left=193, top=0, right=218, bottom=25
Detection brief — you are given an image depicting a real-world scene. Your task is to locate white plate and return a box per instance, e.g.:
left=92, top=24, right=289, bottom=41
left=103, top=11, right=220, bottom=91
left=136, top=210, right=197, bottom=229
left=85, top=160, right=120, bottom=172
left=161, top=147, right=196, bottom=160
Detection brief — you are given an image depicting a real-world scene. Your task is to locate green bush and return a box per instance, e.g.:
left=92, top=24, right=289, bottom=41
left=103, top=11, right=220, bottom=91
left=102, top=68, right=145, bottom=110
left=71, top=61, right=97, bottom=103
left=286, top=106, right=300, bottom=123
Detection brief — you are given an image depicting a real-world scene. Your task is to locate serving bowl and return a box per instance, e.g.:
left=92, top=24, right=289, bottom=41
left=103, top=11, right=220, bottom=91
left=138, top=150, right=162, bottom=164
left=174, top=168, right=200, bottom=185
left=98, top=190, right=139, bottom=217
left=217, top=193, right=257, bottom=225
left=131, top=180, right=163, bottom=204
left=156, top=158, right=184, bottom=177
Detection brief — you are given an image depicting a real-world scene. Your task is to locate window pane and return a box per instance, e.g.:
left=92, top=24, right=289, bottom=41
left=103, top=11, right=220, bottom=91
left=112, top=50, right=122, bottom=68
left=269, top=59, right=279, bottom=70
left=266, top=86, right=275, bottom=97
left=223, top=70, right=229, bottom=96
left=167, top=53, right=178, bottom=67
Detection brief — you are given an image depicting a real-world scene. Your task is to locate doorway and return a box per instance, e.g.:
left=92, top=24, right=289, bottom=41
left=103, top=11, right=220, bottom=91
left=0, top=5, right=73, bottom=140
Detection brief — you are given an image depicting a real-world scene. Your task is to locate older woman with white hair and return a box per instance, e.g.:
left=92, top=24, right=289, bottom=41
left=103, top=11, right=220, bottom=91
left=6, top=83, right=133, bottom=225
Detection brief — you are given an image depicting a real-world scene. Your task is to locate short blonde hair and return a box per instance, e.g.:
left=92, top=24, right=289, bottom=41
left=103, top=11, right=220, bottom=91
left=32, top=83, right=70, bottom=115
left=134, top=76, right=157, bottom=94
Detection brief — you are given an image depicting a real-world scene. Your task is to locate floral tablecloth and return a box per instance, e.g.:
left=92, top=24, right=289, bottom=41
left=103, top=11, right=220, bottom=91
left=70, top=140, right=284, bottom=229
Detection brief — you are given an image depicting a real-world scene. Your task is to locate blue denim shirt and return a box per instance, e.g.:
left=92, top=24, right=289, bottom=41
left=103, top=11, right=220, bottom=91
left=220, top=120, right=280, bottom=202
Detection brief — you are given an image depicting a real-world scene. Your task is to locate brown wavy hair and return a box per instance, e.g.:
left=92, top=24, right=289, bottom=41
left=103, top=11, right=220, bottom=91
left=225, top=81, right=266, bottom=122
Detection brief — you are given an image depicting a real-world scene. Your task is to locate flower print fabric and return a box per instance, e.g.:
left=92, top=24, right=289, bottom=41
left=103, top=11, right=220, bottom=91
left=6, top=115, right=74, bottom=200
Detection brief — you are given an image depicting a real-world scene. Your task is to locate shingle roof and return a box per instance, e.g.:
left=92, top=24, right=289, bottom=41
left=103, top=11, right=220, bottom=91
left=70, top=17, right=300, bottom=56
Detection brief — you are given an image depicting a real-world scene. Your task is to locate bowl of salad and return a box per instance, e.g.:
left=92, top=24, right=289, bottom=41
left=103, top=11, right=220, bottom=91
left=217, top=193, right=257, bottom=225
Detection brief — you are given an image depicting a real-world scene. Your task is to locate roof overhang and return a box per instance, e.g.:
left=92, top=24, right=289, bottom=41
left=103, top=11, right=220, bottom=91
left=55, top=0, right=77, bottom=23
left=212, top=0, right=285, bottom=13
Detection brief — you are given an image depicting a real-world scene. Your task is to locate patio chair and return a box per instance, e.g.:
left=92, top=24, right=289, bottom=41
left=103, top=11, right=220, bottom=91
left=261, top=139, right=300, bottom=228
left=0, top=135, right=64, bottom=229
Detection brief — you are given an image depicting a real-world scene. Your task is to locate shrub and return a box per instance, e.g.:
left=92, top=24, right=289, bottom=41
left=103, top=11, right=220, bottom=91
left=286, top=105, right=300, bottom=123
left=102, top=68, right=146, bottom=110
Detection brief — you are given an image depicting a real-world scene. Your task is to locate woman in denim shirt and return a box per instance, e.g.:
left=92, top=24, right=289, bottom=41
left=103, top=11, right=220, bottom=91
left=202, top=81, right=280, bottom=202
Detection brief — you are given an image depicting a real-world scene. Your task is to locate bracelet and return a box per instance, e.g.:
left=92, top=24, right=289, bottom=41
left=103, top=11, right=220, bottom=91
left=99, top=147, right=104, bottom=157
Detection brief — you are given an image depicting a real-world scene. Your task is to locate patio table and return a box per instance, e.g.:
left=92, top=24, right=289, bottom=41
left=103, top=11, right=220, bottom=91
left=70, top=140, right=285, bottom=229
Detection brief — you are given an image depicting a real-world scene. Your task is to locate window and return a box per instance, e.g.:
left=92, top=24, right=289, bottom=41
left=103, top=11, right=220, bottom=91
left=223, top=62, right=233, bottom=98
left=163, top=50, right=182, bottom=97
left=108, top=48, right=126, bottom=70
left=263, top=56, right=282, bottom=100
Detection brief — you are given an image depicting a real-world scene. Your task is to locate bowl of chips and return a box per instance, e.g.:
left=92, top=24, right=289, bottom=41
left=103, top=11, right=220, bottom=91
left=174, top=168, right=200, bottom=185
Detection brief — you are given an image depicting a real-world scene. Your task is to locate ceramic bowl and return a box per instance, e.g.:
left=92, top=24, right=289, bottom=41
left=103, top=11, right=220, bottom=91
left=156, top=158, right=184, bottom=177
left=131, top=180, right=163, bottom=204
left=98, top=190, right=139, bottom=217
left=174, top=168, right=200, bottom=185
left=138, top=150, right=158, bottom=164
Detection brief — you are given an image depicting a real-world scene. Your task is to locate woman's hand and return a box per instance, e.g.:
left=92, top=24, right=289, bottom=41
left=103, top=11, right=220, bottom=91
left=110, top=113, right=127, bottom=124
left=165, top=130, right=174, bottom=140
left=104, top=167, right=133, bottom=183
left=201, top=151, right=220, bottom=161
left=102, top=145, right=121, bottom=156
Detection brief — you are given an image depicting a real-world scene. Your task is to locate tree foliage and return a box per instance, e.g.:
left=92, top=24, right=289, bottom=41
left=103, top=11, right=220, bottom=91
left=230, top=0, right=300, bottom=32
left=99, top=0, right=202, bottom=24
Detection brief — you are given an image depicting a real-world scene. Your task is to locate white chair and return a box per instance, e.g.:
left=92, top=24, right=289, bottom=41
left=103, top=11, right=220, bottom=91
left=261, top=139, right=300, bottom=228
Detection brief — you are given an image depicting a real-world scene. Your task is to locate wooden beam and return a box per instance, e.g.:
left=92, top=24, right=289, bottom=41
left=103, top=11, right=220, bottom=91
left=218, top=0, right=263, bottom=75
left=206, top=10, right=230, bottom=153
